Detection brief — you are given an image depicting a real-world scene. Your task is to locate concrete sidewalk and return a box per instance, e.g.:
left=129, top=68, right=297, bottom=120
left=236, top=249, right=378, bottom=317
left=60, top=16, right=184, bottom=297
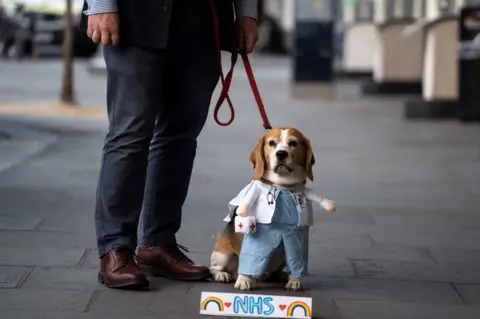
left=0, top=55, right=480, bottom=319
left=0, top=120, right=57, bottom=174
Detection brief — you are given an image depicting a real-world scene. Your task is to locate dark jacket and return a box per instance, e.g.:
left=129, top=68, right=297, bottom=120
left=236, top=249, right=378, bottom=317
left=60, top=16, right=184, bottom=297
left=80, top=0, right=237, bottom=52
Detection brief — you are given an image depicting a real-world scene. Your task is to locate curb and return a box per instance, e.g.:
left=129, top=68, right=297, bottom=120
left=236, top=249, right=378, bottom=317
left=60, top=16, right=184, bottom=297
left=0, top=120, right=58, bottom=174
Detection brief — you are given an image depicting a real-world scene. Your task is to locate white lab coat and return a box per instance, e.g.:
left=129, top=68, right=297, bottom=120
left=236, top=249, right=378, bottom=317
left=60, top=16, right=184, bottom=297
left=223, top=180, right=326, bottom=227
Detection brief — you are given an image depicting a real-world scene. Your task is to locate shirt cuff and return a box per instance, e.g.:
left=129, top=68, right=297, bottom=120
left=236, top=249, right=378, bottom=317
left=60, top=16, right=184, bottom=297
left=84, top=0, right=117, bottom=15
left=234, top=0, right=258, bottom=20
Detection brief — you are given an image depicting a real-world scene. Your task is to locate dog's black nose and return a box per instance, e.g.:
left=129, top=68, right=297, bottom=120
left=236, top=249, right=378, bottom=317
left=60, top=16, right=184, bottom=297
left=276, top=150, right=288, bottom=160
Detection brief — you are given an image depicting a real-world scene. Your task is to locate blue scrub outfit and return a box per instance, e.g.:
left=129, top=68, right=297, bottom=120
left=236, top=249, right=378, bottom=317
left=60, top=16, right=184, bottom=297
left=238, top=190, right=309, bottom=278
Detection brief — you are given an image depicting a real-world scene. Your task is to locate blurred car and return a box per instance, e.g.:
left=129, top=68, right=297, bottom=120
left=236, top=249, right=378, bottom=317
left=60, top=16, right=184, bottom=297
left=0, top=0, right=97, bottom=58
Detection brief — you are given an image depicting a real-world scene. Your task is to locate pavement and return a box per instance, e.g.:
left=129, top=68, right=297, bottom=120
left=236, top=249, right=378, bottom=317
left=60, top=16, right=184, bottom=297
left=0, top=55, right=480, bottom=319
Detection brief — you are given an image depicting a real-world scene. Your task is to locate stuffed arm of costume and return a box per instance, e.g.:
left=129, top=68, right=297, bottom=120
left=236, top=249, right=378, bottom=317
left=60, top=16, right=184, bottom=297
left=236, top=184, right=261, bottom=217
left=304, top=187, right=336, bottom=212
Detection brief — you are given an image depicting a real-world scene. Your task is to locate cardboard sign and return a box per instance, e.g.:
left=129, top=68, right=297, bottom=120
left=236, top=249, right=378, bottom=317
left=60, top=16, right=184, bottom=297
left=199, top=291, right=312, bottom=318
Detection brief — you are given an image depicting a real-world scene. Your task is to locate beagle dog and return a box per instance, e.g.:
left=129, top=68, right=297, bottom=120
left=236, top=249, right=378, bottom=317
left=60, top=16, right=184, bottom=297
left=209, top=127, right=336, bottom=291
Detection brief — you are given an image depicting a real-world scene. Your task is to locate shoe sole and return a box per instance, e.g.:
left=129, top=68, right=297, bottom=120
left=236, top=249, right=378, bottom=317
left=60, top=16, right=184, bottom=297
left=97, top=272, right=150, bottom=289
left=139, top=265, right=211, bottom=281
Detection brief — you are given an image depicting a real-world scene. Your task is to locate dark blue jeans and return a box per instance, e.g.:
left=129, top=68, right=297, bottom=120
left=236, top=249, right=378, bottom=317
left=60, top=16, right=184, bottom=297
left=95, top=28, right=219, bottom=256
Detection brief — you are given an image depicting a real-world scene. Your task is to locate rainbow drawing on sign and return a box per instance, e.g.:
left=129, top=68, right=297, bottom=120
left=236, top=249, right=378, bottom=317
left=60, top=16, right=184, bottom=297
left=287, top=301, right=311, bottom=318
left=200, top=296, right=224, bottom=312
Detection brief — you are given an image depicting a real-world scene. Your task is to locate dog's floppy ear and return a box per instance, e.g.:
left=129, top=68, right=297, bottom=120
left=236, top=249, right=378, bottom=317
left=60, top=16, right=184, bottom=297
left=249, top=136, right=266, bottom=180
left=304, top=138, right=315, bottom=181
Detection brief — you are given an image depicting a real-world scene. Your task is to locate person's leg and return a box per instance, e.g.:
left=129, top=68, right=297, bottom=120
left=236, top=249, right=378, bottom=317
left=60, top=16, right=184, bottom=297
left=136, top=25, right=220, bottom=280
left=95, top=45, right=165, bottom=287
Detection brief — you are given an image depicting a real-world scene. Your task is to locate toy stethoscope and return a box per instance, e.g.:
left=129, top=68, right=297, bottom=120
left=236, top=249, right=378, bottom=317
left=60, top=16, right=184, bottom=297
left=267, top=187, right=305, bottom=207
left=267, top=187, right=277, bottom=205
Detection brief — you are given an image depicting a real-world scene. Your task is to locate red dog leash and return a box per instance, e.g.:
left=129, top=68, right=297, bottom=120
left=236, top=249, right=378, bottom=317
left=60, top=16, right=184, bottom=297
left=208, top=0, right=272, bottom=130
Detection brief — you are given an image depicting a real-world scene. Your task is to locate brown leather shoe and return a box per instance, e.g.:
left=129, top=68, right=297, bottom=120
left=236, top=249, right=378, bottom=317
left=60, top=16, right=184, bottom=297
left=98, top=248, right=149, bottom=289
left=137, top=245, right=210, bottom=281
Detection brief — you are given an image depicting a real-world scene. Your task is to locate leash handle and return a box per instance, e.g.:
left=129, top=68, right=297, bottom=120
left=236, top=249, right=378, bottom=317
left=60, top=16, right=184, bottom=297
left=209, top=0, right=272, bottom=130
left=210, top=0, right=235, bottom=126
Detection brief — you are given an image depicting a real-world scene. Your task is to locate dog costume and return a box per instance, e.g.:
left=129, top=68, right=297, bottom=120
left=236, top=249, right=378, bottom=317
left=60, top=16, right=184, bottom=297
left=223, top=179, right=332, bottom=278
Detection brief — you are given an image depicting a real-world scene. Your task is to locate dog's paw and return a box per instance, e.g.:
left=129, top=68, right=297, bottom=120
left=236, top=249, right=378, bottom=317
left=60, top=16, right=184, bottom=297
left=285, top=275, right=304, bottom=291
left=234, top=274, right=253, bottom=290
left=210, top=270, right=233, bottom=283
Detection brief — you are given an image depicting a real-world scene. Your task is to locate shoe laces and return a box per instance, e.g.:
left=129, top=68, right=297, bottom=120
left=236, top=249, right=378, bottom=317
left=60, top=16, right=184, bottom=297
left=111, top=245, right=137, bottom=267
left=174, top=244, right=194, bottom=264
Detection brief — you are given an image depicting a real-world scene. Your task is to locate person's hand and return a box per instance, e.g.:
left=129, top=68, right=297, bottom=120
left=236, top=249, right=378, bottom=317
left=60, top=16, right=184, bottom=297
left=87, top=13, right=119, bottom=46
left=235, top=17, right=259, bottom=54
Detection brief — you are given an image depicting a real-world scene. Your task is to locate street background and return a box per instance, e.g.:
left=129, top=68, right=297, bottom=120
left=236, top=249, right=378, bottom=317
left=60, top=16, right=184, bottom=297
left=1, top=0, right=480, bottom=318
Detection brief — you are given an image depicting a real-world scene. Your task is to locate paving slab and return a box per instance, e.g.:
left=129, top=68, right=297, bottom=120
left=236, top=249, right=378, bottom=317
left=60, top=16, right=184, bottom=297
left=309, top=231, right=374, bottom=248
left=0, top=289, right=93, bottom=312
left=35, top=216, right=95, bottom=234
left=354, top=259, right=480, bottom=284
left=373, top=213, right=480, bottom=233
left=315, top=241, right=434, bottom=263
left=0, top=312, right=161, bottom=319
left=335, top=300, right=480, bottom=319
left=0, top=246, right=86, bottom=267
left=314, top=210, right=378, bottom=225
left=0, top=120, right=58, bottom=174
left=22, top=267, right=100, bottom=290
left=0, top=186, right=95, bottom=218
left=307, top=256, right=356, bottom=278
left=0, top=265, right=32, bottom=288
left=305, top=277, right=463, bottom=305
left=86, top=283, right=193, bottom=316
left=370, top=227, right=480, bottom=251
left=78, top=249, right=99, bottom=269
left=428, top=247, right=480, bottom=264
left=454, top=284, right=480, bottom=306
left=308, top=220, right=377, bottom=236
left=0, top=230, right=96, bottom=249
left=0, top=216, right=42, bottom=230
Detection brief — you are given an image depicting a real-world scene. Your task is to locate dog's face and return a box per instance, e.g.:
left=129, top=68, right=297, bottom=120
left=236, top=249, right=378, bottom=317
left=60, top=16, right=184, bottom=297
left=249, top=128, right=315, bottom=185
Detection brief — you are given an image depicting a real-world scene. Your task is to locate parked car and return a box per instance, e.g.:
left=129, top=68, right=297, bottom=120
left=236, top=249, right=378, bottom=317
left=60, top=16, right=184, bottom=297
left=0, top=0, right=97, bottom=58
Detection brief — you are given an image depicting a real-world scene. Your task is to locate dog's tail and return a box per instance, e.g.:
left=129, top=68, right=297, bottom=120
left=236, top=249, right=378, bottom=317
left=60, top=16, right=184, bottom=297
left=222, top=207, right=237, bottom=235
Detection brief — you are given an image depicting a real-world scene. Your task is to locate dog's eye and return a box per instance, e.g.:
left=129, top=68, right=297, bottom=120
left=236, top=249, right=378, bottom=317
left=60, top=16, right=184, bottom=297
left=288, top=140, right=298, bottom=147
left=268, top=140, right=276, bottom=147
